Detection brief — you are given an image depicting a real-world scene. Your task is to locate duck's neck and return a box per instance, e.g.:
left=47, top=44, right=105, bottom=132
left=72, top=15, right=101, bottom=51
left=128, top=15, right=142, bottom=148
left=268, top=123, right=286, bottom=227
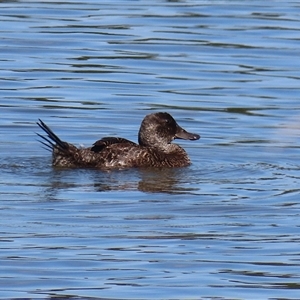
left=139, top=130, right=174, bottom=151
left=139, top=137, right=170, bottom=152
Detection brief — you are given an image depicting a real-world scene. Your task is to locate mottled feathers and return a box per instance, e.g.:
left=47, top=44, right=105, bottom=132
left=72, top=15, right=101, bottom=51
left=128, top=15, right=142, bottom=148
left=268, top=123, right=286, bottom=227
left=37, top=112, right=200, bottom=170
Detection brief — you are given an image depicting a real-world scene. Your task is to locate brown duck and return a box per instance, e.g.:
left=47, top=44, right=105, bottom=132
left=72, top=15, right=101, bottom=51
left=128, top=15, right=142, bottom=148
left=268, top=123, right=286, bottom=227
left=37, top=112, right=200, bottom=170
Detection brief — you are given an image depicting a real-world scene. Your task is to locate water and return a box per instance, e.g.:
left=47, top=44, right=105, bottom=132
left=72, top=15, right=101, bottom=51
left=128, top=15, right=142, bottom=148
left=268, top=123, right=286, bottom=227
left=1, top=1, right=300, bottom=299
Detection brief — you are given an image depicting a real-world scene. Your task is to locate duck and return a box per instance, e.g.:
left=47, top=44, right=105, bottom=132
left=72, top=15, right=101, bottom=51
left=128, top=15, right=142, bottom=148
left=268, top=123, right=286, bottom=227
left=37, top=112, right=200, bottom=170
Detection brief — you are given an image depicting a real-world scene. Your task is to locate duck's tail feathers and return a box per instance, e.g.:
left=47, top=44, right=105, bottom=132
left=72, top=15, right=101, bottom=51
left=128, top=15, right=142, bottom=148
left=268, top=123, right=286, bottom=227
left=36, top=119, right=69, bottom=153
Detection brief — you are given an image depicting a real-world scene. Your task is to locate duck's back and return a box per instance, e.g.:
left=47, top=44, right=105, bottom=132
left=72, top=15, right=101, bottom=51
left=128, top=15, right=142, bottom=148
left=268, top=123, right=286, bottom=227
left=91, top=139, right=143, bottom=169
left=49, top=136, right=138, bottom=169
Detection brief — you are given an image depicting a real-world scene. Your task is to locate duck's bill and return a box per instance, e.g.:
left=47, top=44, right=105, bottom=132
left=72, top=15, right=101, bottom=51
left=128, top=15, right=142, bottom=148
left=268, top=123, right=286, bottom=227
left=175, top=126, right=200, bottom=140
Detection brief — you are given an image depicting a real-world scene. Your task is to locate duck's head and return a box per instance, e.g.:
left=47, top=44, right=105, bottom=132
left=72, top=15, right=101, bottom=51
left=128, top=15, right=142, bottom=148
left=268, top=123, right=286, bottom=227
left=138, top=112, right=200, bottom=149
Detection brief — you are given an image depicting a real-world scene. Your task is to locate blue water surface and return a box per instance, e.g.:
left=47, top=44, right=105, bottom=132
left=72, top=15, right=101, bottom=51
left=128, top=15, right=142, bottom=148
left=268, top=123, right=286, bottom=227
left=1, top=1, right=300, bottom=299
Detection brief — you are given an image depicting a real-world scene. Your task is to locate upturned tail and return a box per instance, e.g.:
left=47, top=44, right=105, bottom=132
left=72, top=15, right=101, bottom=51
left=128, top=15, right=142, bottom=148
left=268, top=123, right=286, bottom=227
left=36, top=119, right=69, bottom=153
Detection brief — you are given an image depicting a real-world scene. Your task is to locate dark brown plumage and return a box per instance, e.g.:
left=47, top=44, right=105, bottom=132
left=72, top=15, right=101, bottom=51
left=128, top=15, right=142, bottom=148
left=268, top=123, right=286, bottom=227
left=37, top=112, right=200, bottom=170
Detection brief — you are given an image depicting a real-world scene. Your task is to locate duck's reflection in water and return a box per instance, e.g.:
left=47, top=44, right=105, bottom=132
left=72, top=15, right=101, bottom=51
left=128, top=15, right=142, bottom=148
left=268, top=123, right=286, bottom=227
left=40, top=165, right=199, bottom=201
left=93, top=167, right=199, bottom=194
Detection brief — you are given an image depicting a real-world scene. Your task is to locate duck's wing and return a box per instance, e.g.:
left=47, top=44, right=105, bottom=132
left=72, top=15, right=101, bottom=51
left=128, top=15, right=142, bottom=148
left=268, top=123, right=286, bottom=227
left=91, top=137, right=137, bottom=153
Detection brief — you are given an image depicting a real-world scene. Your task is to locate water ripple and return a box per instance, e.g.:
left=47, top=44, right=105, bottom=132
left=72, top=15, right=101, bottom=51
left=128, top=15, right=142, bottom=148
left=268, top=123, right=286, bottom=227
left=1, top=1, right=300, bottom=299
